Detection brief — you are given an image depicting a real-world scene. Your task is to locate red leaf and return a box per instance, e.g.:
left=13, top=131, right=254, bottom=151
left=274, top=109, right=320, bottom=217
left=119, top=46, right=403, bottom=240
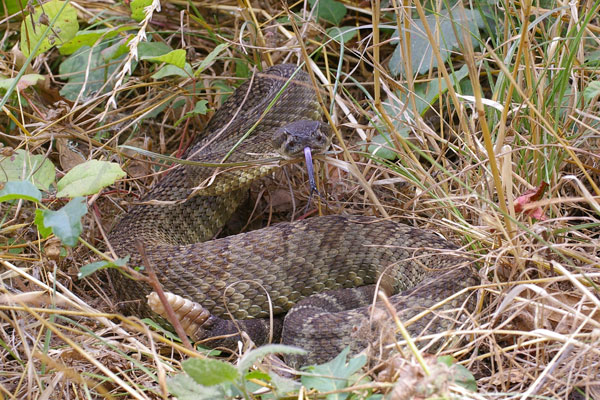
left=514, top=182, right=548, bottom=220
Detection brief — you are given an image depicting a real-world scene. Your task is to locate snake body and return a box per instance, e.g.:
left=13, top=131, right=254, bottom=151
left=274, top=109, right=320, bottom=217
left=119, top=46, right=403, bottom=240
left=109, top=64, right=478, bottom=366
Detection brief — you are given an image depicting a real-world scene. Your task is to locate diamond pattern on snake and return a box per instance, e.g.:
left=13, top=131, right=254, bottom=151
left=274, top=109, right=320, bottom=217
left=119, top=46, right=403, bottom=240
left=108, top=64, right=479, bottom=367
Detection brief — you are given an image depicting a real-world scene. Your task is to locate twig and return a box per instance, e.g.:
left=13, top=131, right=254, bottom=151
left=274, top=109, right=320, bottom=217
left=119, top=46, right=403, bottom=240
left=134, top=240, right=194, bottom=351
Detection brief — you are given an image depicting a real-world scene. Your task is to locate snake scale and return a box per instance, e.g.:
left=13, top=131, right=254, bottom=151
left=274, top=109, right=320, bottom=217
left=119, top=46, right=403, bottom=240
left=108, top=64, right=478, bottom=367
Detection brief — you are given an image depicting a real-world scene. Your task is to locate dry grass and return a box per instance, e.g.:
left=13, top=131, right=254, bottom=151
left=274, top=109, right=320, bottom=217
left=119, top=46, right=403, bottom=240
left=1, top=0, right=600, bottom=398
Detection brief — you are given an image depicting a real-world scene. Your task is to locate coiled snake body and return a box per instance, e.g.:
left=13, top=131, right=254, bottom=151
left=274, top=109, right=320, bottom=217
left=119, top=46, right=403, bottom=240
left=109, top=64, right=478, bottom=367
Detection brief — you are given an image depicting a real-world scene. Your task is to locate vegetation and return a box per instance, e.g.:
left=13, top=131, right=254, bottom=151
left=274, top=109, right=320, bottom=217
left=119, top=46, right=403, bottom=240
left=1, top=0, right=599, bottom=398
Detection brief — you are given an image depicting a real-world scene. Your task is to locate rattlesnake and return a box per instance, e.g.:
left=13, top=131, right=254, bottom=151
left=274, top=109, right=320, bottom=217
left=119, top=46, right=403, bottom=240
left=108, top=64, right=478, bottom=366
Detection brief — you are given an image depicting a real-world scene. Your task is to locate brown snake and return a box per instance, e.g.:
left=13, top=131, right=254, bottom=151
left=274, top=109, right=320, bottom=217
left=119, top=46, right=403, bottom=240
left=108, top=64, right=478, bottom=367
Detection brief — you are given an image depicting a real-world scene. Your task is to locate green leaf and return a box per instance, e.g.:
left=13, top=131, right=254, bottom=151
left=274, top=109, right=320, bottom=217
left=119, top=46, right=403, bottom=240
left=389, top=9, right=484, bottom=76
left=34, top=209, right=52, bottom=237
left=78, top=256, right=129, bottom=279
left=0, top=149, right=55, bottom=190
left=20, top=0, right=79, bottom=57
left=235, top=60, right=250, bottom=78
left=167, top=374, right=222, bottom=400
left=308, top=0, right=347, bottom=25
left=130, top=0, right=153, bottom=22
left=101, top=36, right=132, bottom=61
left=59, top=41, right=129, bottom=101
left=0, top=74, right=45, bottom=93
left=0, top=0, right=20, bottom=15
left=382, top=63, right=469, bottom=127
left=138, top=41, right=173, bottom=58
left=59, top=26, right=135, bottom=55
left=238, top=344, right=307, bottom=373
left=195, top=43, right=229, bottom=76
left=366, top=132, right=408, bottom=160
left=175, top=100, right=209, bottom=127
left=244, top=370, right=271, bottom=381
left=56, top=160, right=126, bottom=198
left=451, top=363, right=478, bottom=392
left=152, top=63, right=193, bottom=79
left=327, top=26, right=357, bottom=44
left=0, top=181, right=42, bottom=203
left=189, top=100, right=208, bottom=115
left=39, top=197, right=87, bottom=247
left=302, top=347, right=366, bottom=400
left=142, top=318, right=183, bottom=343
left=143, top=49, right=186, bottom=69
left=412, top=64, right=470, bottom=114
left=182, top=358, right=239, bottom=387
left=437, top=355, right=454, bottom=367
left=584, top=81, right=600, bottom=104
left=436, top=356, right=477, bottom=392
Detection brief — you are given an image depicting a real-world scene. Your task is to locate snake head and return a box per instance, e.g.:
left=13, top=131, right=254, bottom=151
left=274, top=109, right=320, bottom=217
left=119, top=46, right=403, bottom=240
left=271, top=120, right=332, bottom=159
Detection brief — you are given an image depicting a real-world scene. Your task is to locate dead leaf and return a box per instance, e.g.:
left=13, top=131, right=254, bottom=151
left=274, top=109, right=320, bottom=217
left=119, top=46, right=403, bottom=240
left=489, top=369, right=528, bottom=385
left=44, top=237, right=62, bottom=261
left=496, top=284, right=600, bottom=333
left=56, top=138, right=86, bottom=171
left=514, top=182, right=548, bottom=220
left=0, top=291, right=68, bottom=307
left=121, top=137, right=152, bottom=179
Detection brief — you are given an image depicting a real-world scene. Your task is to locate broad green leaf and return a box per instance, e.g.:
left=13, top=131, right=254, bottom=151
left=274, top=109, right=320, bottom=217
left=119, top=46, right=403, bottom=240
left=182, top=358, right=238, bottom=386
left=327, top=26, right=357, bottom=44
left=212, top=80, right=234, bottom=103
left=138, top=41, right=172, bottom=58
left=244, top=371, right=271, bottom=381
left=101, top=36, right=132, bottom=61
left=436, top=356, right=477, bottom=392
left=167, top=374, right=222, bottom=400
left=34, top=209, right=52, bottom=237
left=452, top=363, right=478, bottom=392
left=78, top=256, right=129, bottom=279
left=143, top=49, right=186, bottom=69
left=130, top=0, right=153, bottom=22
left=389, top=9, right=484, bottom=76
left=0, top=74, right=45, bottom=92
left=382, top=63, right=469, bottom=126
left=60, top=26, right=135, bottom=55
left=235, top=60, right=250, bottom=78
left=20, top=0, right=79, bottom=57
left=308, top=0, right=347, bottom=25
left=188, top=100, right=208, bottom=115
left=366, top=132, right=408, bottom=160
left=175, top=100, right=209, bottom=126
left=0, top=0, right=20, bottom=15
left=56, top=160, right=125, bottom=198
left=38, top=197, right=87, bottom=247
left=5, top=238, right=26, bottom=255
left=0, top=181, right=42, bottom=203
left=195, top=43, right=229, bottom=76
left=437, top=355, right=455, bottom=367
left=412, top=64, right=470, bottom=114
left=302, top=347, right=366, bottom=400
left=584, top=81, right=600, bottom=104
left=269, top=371, right=302, bottom=397
left=59, top=41, right=129, bottom=101
left=238, top=344, right=307, bottom=373
left=152, top=63, right=193, bottom=79
left=0, top=150, right=55, bottom=190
